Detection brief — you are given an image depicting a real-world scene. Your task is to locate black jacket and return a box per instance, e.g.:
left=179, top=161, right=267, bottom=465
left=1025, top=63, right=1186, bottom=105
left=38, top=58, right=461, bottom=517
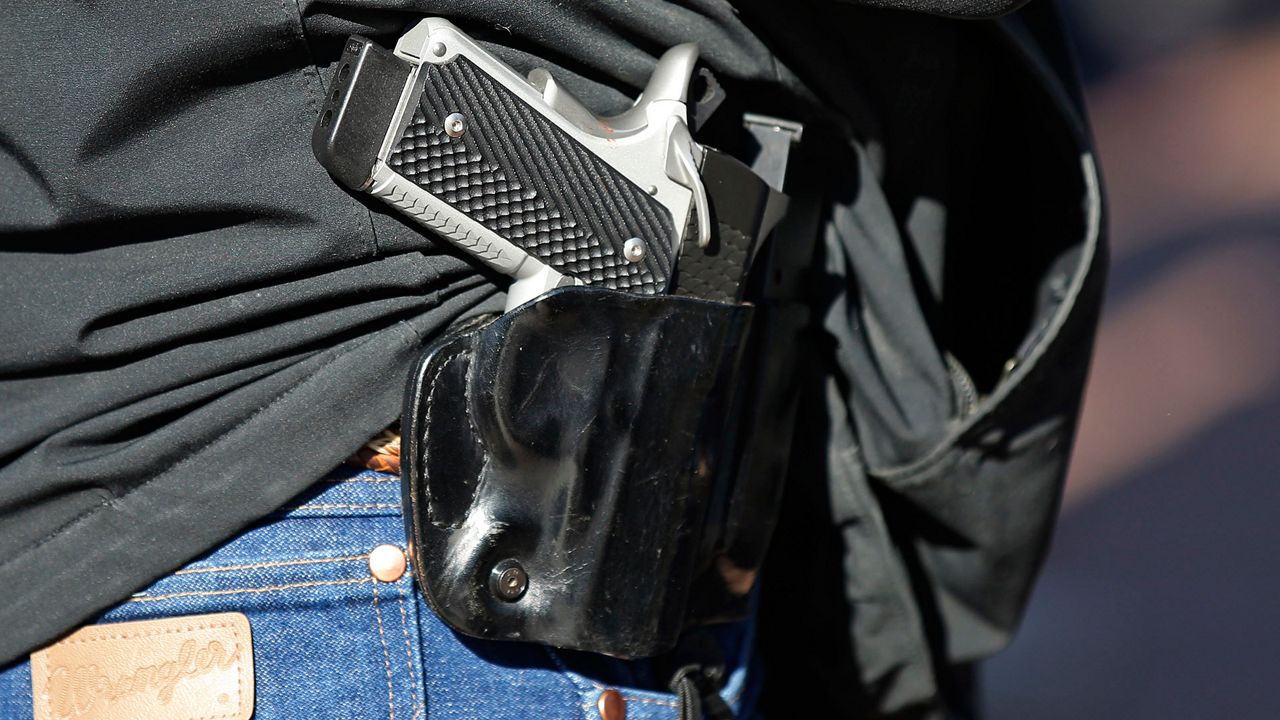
left=0, top=1, right=1103, bottom=716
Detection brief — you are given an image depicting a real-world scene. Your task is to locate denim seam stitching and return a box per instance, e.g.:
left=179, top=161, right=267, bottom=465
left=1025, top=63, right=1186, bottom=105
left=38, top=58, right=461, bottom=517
left=49, top=620, right=241, bottom=643
left=283, top=503, right=400, bottom=510
left=548, top=648, right=682, bottom=710
left=128, top=577, right=371, bottom=603
left=395, top=581, right=424, bottom=720
left=579, top=692, right=679, bottom=710
left=545, top=647, right=601, bottom=692
left=173, top=555, right=366, bottom=575
left=372, top=582, right=398, bottom=720
left=555, top=643, right=746, bottom=711
left=574, top=683, right=744, bottom=712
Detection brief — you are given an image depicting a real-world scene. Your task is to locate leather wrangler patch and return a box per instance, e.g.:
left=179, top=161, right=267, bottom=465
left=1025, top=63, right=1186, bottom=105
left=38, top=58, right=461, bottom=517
left=30, top=612, right=254, bottom=720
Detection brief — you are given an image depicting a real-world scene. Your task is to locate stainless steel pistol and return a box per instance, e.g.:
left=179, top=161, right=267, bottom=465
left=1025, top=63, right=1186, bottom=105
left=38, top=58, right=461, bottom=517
left=313, top=18, right=711, bottom=310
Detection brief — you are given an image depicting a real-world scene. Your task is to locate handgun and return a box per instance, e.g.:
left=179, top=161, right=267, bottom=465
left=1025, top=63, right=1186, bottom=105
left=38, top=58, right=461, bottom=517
left=312, top=18, right=714, bottom=310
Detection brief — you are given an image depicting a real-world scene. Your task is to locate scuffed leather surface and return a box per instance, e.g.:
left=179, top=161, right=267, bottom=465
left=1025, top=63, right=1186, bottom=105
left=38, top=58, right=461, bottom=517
left=401, top=287, right=754, bottom=657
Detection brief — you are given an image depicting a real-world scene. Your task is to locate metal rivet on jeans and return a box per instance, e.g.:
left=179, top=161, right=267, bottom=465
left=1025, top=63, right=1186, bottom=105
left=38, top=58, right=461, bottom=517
left=598, top=689, right=626, bottom=720
left=489, top=559, right=528, bottom=602
left=368, top=544, right=407, bottom=583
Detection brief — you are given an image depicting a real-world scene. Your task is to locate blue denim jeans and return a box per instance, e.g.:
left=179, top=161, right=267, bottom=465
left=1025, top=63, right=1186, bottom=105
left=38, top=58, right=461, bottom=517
left=0, top=467, right=760, bottom=718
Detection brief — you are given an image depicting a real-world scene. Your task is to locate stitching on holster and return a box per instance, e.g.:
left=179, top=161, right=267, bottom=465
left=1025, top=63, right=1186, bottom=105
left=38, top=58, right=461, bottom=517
left=396, top=581, right=424, bottom=720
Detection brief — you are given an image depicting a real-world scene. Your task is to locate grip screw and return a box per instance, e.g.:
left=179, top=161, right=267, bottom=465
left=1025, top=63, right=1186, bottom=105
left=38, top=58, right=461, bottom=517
left=445, top=113, right=466, bottom=138
left=623, top=238, right=646, bottom=263
left=490, top=559, right=528, bottom=602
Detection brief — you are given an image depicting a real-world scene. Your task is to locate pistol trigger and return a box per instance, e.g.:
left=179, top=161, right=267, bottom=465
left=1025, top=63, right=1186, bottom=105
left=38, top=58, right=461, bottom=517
left=666, top=119, right=710, bottom=248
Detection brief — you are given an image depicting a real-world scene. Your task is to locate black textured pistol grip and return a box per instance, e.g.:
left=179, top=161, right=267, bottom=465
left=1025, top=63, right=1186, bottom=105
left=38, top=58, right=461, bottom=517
left=387, top=57, right=676, bottom=293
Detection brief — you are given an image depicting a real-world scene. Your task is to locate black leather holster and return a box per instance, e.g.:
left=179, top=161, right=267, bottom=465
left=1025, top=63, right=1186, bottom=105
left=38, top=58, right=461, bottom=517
left=400, top=280, right=810, bottom=658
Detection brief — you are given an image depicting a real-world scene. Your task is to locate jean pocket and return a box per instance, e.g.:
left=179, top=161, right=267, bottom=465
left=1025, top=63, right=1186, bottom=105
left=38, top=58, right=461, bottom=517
left=1, top=467, right=763, bottom=720
left=548, top=629, right=760, bottom=720
left=1, top=468, right=425, bottom=720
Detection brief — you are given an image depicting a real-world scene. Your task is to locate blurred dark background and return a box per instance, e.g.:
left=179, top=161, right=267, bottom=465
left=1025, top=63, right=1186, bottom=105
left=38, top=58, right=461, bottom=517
left=982, top=1, right=1280, bottom=717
